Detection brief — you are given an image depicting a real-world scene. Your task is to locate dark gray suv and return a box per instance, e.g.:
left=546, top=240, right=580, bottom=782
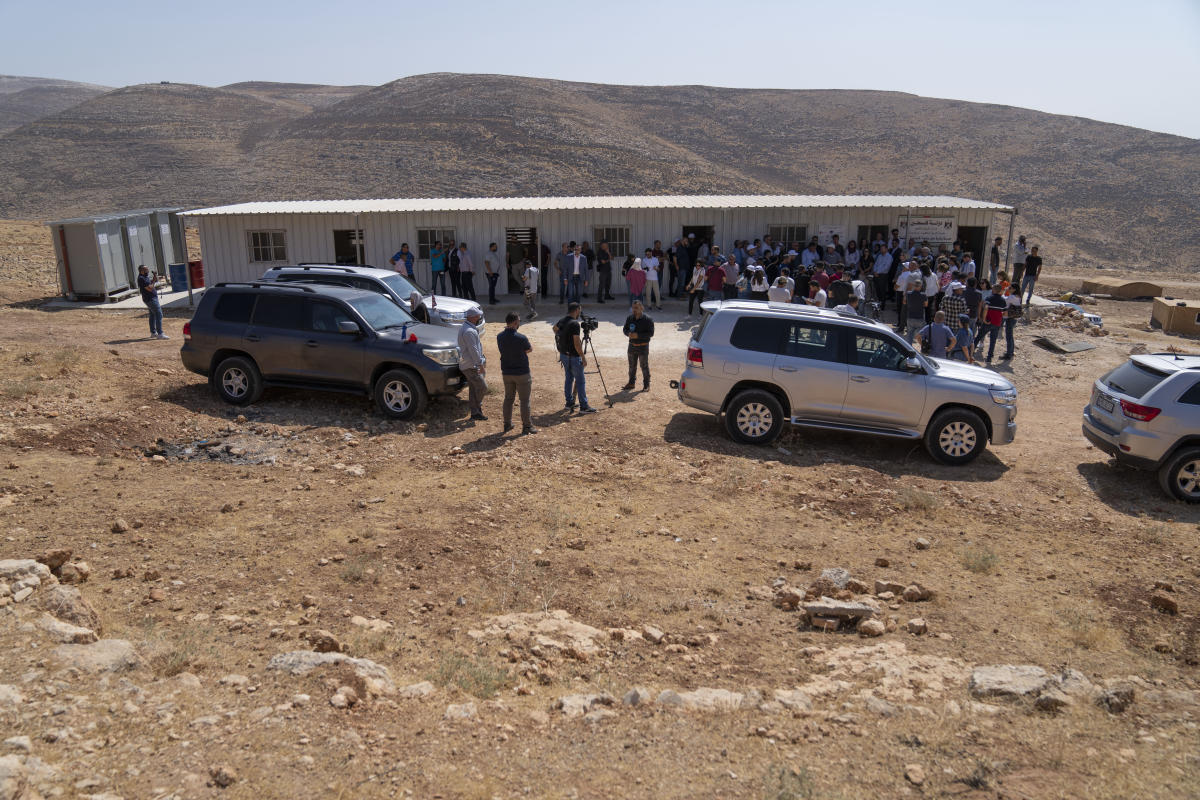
left=180, top=282, right=466, bottom=419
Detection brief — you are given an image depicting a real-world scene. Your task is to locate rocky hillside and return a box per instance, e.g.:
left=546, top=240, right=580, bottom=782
left=0, top=76, right=110, bottom=134
left=0, top=73, right=1196, bottom=270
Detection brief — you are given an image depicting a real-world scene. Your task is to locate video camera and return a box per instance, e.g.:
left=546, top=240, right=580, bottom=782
left=579, top=315, right=599, bottom=335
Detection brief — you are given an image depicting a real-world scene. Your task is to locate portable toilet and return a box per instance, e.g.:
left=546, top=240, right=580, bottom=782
left=122, top=212, right=157, bottom=283
left=47, top=214, right=133, bottom=300
left=148, top=208, right=185, bottom=273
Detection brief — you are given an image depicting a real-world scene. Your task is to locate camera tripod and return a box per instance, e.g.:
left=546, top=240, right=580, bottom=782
left=580, top=327, right=614, bottom=408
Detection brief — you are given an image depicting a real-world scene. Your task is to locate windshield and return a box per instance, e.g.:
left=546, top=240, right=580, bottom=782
left=382, top=273, right=430, bottom=299
left=1102, top=360, right=1170, bottom=399
left=348, top=293, right=416, bottom=331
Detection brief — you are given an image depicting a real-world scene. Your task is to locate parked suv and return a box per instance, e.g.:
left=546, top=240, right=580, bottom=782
left=673, top=301, right=1018, bottom=464
left=259, top=264, right=484, bottom=329
left=1082, top=353, right=1200, bottom=502
left=180, top=282, right=465, bottom=419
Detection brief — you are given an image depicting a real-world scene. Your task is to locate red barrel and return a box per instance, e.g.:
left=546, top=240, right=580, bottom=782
left=187, top=260, right=205, bottom=288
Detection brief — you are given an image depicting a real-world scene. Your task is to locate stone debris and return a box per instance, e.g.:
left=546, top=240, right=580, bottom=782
left=555, top=693, right=616, bottom=718
left=902, top=584, right=934, bottom=602
left=771, top=689, right=813, bottom=711
left=2, top=737, right=32, bottom=755
left=660, top=688, right=745, bottom=712
left=397, top=681, right=435, bottom=699
left=36, top=613, right=98, bottom=644
left=773, top=586, right=805, bottom=611
left=52, top=639, right=141, bottom=673
left=914, top=538, right=931, bottom=550
left=39, top=585, right=103, bottom=634
left=1035, top=689, right=1072, bottom=714
left=35, top=549, right=72, bottom=571
left=857, top=619, right=886, bottom=637
left=209, top=764, right=237, bottom=788
left=219, top=674, right=249, bottom=688
left=57, top=562, right=90, bottom=585
left=802, top=597, right=880, bottom=623
left=622, top=687, right=653, bottom=706
left=301, top=630, right=343, bottom=653
left=875, top=580, right=906, bottom=595
left=969, top=665, right=1054, bottom=699
left=444, top=702, right=477, bottom=720
left=642, top=625, right=665, bottom=644
left=1098, top=686, right=1135, bottom=714
left=0, top=685, right=23, bottom=708
left=349, top=615, right=393, bottom=632
left=266, top=651, right=396, bottom=697
left=906, top=618, right=928, bottom=635
left=467, top=610, right=609, bottom=656
left=819, top=568, right=851, bottom=589
left=110, top=519, right=130, bottom=533
left=904, top=764, right=926, bottom=786
left=330, top=686, right=358, bottom=709
left=1150, top=592, right=1178, bottom=615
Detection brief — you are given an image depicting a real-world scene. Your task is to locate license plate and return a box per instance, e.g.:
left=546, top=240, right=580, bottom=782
left=1096, top=392, right=1115, bottom=413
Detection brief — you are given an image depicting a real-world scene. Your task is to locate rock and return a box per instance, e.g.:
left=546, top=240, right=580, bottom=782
left=622, top=687, right=653, bottom=707
left=584, top=709, right=617, bottom=723
left=1098, top=686, right=1135, bottom=714
left=0, top=559, right=51, bottom=586
left=266, top=651, right=396, bottom=696
left=444, top=702, right=477, bottom=720
left=565, top=538, right=585, bottom=550
left=300, top=594, right=317, bottom=608
left=302, top=630, right=343, bottom=653
left=746, top=585, right=775, bottom=601
left=803, top=597, right=879, bottom=620
left=1150, top=592, right=1178, bottom=615
left=397, top=681, right=434, bottom=699
left=905, top=764, right=926, bottom=786
left=2, top=736, right=31, bottom=754
left=110, top=519, right=130, bottom=533
left=218, top=674, right=249, bottom=688
left=11, top=588, right=32, bottom=603
left=555, top=693, right=616, bottom=718
left=52, top=639, right=141, bottom=673
left=330, top=686, right=358, bottom=709
left=845, top=578, right=871, bottom=594
left=902, top=584, right=933, bottom=602
left=57, top=562, right=89, bottom=584
left=0, top=755, right=30, bottom=800
left=773, top=587, right=805, bottom=610
left=857, top=619, right=886, bottom=637
left=349, top=616, right=393, bottom=632
left=1153, top=580, right=1174, bottom=592
left=906, top=618, right=928, bottom=635
left=209, top=764, right=237, bottom=788
left=969, top=665, right=1053, bottom=699
left=819, top=568, right=851, bottom=589
left=874, top=557, right=890, bottom=568
left=146, top=587, right=165, bottom=602
left=39, top=585, right=102, bottom=634
left=37, top=613, right=97, bottom=644
left=810, top=616, right=840, bottom=632
left=642, top=625, right=665, bottom=644
left=1054, top=668, right=1095, bottom=697
left=656, top=689, right=683, bottom=707
left=875, top=580, right=906, bottom=595
left=0, top=686, right=22, bottom=708
left=772, top=689, right=813, bottom=711
left=1035, top=689, right=1072, bottom=714
left=190, top=715, right=221, bottom=727
left=673, top=688, right=745, bottom=712
left=914, top=537, right=931, bottom=550
left=36, top=549, right=72, bottom=570
left=865, top=696, right=897, bottom=716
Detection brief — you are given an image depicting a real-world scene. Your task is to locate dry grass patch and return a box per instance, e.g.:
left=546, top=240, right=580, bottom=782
left=430, top=651, right=511, bottom=698
left=961, top=545, right=999, bottom=574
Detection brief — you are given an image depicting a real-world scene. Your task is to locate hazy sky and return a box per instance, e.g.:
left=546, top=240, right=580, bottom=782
left=2, top=0, right=1197, bottom=138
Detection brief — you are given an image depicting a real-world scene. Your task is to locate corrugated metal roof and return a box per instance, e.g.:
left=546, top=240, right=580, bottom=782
left=182, top=195, right=1013, bottom=216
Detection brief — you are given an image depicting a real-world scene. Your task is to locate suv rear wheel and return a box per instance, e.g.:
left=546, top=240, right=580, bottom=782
left=1158, top=447, right=1200, bottom=503
left=374, top=369, right=427, bottom=420
left=925, top=408, right=986, bottom=465
left=213, top=356, right=263, bottom=406
left=725, top=390, right=784, bottom=445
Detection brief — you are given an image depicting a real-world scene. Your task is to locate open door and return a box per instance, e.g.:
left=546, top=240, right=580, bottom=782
left=504, top=227, right=537, bottom=293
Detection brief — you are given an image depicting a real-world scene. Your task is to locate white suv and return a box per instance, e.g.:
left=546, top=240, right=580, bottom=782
left=673, top=301, right=1018, bottom=464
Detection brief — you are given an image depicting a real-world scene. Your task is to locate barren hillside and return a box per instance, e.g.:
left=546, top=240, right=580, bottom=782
left=0, top=75, right=111, bottom=134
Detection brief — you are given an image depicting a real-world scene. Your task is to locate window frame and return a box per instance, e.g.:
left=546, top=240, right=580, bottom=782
left=849, top=331, right=912, bottom=372
left=593, top=226, right=631, bottom=259
left=768, top=225, right=808, bottom=249
left=247, top=230, right=288, bottom=264
left=416, top=228, right=456, bottom=261
left=781, top=321, right=841, bottom=364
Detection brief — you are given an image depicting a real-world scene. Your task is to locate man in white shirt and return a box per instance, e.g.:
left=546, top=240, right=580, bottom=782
left=834, top=296, right=861, bottom=315
left=522, top=260, right=539, bottom=320
left=642, top=248, right=662, bottom=309
left=767, top=277, right=792, bottom=302
left=871, top=246, right=893, bottom=310
left=800, top=242, right=820, bottom=267
left=568, top=245, right=588, bottom=304
left=894, top=260, right=921, bottom=324
left=808, top=285, right=828, bottom=307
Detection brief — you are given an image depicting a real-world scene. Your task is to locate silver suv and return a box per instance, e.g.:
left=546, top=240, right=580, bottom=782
left=260, top=264, right=484, bottom=329
left=673, top=301, right=1018, bottom=464
left=1082, top=353, right=1200, bottom=502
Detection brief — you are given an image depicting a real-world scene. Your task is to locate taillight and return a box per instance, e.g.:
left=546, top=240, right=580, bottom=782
left=182, top=321, right=191, bottom=341
left=1120, top=399, right=1161, bottom=422
left=687, top=345, right=703, bottom=367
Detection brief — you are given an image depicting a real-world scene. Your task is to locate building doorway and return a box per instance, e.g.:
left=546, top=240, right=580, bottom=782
left=857, top=225, right=890, bottom=251
left=957, top=226, right=989, bottom=267
left=332, top=229, right=364, bottom=265
left=504, top=227, right=538, bottom=293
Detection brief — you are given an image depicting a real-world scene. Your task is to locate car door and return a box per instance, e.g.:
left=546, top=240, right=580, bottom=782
left=725, top=315, right=787, bottom=386
left=243, top=294, right=306, bottom=380
left=772, top=321, right=847, bottom=421
left=841, top=331, right=927, bottom=430
left=301, top=299, right=366, bottom=387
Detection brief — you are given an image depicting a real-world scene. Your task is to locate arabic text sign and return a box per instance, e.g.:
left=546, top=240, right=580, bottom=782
left=899, top=216, right=956, bottom=245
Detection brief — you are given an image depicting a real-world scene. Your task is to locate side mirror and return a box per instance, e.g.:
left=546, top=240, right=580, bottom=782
left=337, top=320, right=361, bottom=335
left=904, top=356, right=922, bottom=372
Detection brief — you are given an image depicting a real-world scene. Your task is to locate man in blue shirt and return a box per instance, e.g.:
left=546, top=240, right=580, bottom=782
left=136, top=265, right=167, bottom=339
left=389, top=243, right=414, bottom=279
left=915, top=310, right=955, bottom=357
left=497, top=312, right=536, bottom=435
left=429, top=242, right=447, bottom=295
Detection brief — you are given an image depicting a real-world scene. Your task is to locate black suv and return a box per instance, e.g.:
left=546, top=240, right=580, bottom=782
left=180, top=282, right=466, bottom=419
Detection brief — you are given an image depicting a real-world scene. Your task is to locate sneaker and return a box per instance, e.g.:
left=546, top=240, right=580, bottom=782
left=157, top=333, right=170, bottom=340
left=503, top=423, right=514, bottom=433
left=521, top=426, right=539, bottom=435
left=470, top=413, right=488, bottom=421
left=579, top=406, right=598, bottom=414
left=621, top=383, right=635, bottom=391
left=641, top=384, right=650, bottom=392
left=564, top=403, right=576, bottom=412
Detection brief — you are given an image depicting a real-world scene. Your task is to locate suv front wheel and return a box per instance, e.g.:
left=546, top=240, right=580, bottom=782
left=925, top=408, right=987, bottom=465
left=374, top=369, right=428, bottom=420
left=213, top=356, right=263, bottom=406
left=725, top=389, right=784, bottom=445
left=1158, top=447, right=1200, bottom=503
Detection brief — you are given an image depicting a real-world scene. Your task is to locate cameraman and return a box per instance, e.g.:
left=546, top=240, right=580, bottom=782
left=553, top=302, right=598, bottom=414
left=136, top=265, right=168, bottom=340
left=622, top=299, right=654, bottom=392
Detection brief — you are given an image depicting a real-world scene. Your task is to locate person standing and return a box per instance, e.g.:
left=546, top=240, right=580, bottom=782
left=1001, top=288, right=1022, bottom=361
left=553, top=302, right=598, bottom=414
left=430, top=241, right=447, bottom=295
left=904, top=279, right=927, bottom=344
left=507, top=237, right=526, bottom=295
left=643, top=248, right=662, bottom=309
left=915, top=310, right=955, bottom=358
left=484, top=242, right=502, bottom=305
left=497, top=312, right=537, bottom=435
left=595, top=241, right=614, bottom=303
left=456, top=307, right=487, bottom=421
left=674, top=237, right=693, bottom=299
left=568, top=244, right=588, bottom=304
left=980, top=286, right=1008, bottom=362
left=686, top=261, right=707, bottom=319
left=457, top=242, right=477, bottom=302
left=871, top=245, right=893, bottom=310
left=622, top=299, right=654, bottom=391
left=555, top=242, right=572, bottom=305
left=446, top=239, right=462, bottom=298
left=579, top=241, right=595, bottom=299
left=1021, top=245, right=1043, bottom=305
left=389, top=243, right=415, bottom=279
left=521, top=258, right=539, bottom=320
left=626, top=257, right=647, bottom=307
left=989, top=236, right=1002, bottom=284
left=1011, top=235, right=1028, bottom=286
left=721, top=254, right=739, bottom=300
left=136, top=265, right=168, bottom=339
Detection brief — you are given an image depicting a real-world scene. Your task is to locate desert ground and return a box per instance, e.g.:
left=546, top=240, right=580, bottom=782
left=0, top=219, right=1197, bottom=800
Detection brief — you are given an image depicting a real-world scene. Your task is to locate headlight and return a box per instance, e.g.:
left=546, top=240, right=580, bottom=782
left=422, top=347, right=460, bottom=365
left=990, top=387, right=1017, bottom=405
left=439, top=310, right=467, bottom=322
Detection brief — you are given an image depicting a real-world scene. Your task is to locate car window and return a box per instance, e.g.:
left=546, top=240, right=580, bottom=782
left=851, top=333, right=910, bottom=371
left=382, top=273, right=429, bottom=297
left=1178, top=380, right=1200, bottom=406
left=729, top=316, right=787, bottom=354
left=1102, top=360, right=1170, bottom=400
left=212, top=293, right=255, bottom=323
left=251, top=295, right=304, bottom=329
left=306, top=300, right=355, bottom=333
left=350, top=277, right=385, bottom=293
left=782, top=323, right=839, bottom=363
left=347, top=292, right=415, bottom=331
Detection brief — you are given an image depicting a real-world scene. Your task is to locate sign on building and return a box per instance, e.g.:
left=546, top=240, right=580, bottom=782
left=817, top=224, right=846, bottom=247
left=899, top=215, right=956, bottom=245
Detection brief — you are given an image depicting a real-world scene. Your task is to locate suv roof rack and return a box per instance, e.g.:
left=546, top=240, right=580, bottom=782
left=214, top=281, right=317, bottom=292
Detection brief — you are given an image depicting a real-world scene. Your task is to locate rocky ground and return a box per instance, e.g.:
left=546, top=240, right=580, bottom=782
left=0, top=219, right=1197, bottom=799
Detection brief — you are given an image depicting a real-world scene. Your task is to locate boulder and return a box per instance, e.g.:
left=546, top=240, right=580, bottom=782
left=444, top=702, right=477, bottom=720
left=772, top=689, right=813, bottom=711
left=969, top=665, right=1053, bottom=699
left=1098, top=686, right=1135, bottom=714
left=57, top=562, right=89, bottom=585
left=857, top=619, right=886, bottom=637
left=555, top=693, right=615, bottom=718
left=875, top=580, right=906, bottom=595
left=0, top=560, right=51, bottom=586
left=38, top=585, right=102, bottom=634
left=265, top=650, right=396, bottom=696
left=301, top=630, right=343, bottom=654
left=1035, top=689, right=1072, bottom=714
left=672, top=688, right=745, bottom=712
left=35, top=549, right=72, bottom=571
left=0, top=755, right=30, bottom=800
left=397, top=681, right=434, bottom=699
left=803, top=598, right=879, bottom=620
left=819, top=568, right=851, bottom=589
left=53, top=639, right=141, bottom=673
left=902, top=584, right=934, bottom=602
left=622, top=687, right=653, bottom=707
left=906, top=618, right=928, bottom=635
left=37, top=613, right=97, bottom=644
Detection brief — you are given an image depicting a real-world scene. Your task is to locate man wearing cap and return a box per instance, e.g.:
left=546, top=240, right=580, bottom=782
left=950, top=313, right=975, bottom=362
left=940, top=281, right=968, bottom=323
left=456, top=307, right=488, bottom=421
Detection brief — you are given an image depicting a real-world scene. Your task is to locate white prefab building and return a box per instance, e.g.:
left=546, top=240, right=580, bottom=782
left=183, top=195, right=1016, bottom=297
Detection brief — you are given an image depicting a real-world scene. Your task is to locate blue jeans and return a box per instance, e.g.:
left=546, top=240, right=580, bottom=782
left=1021, top=276, right=1037, bottom=305
left=145, top=297, right=163, bottom=336
left=487, top=272, right=499, bottom=304
left=569, top=275, right=584, bottom=304
left=559, top=275, right=568, bottom=303
left=1004, top=317, right=1016, bottom=357
left=983, top=323, right=1001, bottom=360
left=431, top=270, right=447, bottom=295
left=560, top=353, right=588, bottom=408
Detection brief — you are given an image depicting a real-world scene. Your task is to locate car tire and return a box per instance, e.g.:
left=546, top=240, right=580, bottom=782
left=925, top=408, right=987, bottom=465
left=374, top=369, right=427, bottom=420
left=1157, top=447, right=1200, bottom=503
left=212, top=356, right=263, bottom=406
left=724, top=390, right=784, bottom=445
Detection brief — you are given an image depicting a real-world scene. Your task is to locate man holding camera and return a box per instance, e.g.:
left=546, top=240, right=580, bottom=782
left=622, top=299, right=654, bottom=392
left=553, top=302, right=598, bottom=414
left=136, top=264, right=168, bottom=340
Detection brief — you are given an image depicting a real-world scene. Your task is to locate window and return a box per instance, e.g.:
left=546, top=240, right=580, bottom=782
left=593, top=227, right=631, bottom=258
left=729, top=316, right=787, bottom=354
left=247, top=231, right=287, bottom=263
left=332, top=229, right=364, bottom=265
left=250, top=295, right=304, bottom=329
left=783, top=323, right=840, bottom=363
left=306, top=300, right=355, bottom=333
left=768, top=225, right=807, bottom=248
left=417, top=228, right=456, bottom=260
left=851, top=333, right=910, bottom=371
left=1101, top=361, right=1169, bottom=400
left=1179, top=380, right=1200, bottom=406
left=213, top=293, right=255, bottom=323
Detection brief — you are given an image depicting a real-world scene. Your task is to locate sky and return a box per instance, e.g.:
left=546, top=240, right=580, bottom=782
left=1, top=0, right=1198, bottom=139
